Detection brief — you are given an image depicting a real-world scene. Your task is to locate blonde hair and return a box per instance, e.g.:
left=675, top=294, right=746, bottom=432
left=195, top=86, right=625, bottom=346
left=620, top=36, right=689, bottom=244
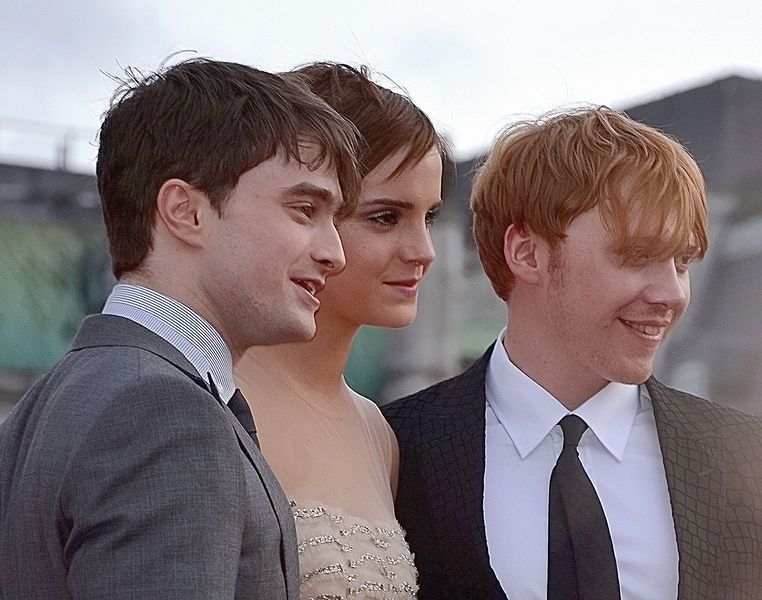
left=471, top=106, right=708, bottom=300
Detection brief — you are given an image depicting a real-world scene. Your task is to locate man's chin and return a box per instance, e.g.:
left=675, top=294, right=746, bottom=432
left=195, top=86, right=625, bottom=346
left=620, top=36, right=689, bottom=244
left=615, top=368, right=653, bottom=386
left=289, top=316, right=317, bottom=343
left=249, top=317, right=316, bottom=347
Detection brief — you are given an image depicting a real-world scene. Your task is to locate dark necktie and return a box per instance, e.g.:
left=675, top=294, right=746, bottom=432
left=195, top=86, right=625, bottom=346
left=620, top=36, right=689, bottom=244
left=227, top=388, right=260, bottom=449
left=547, top=414, right=621, bottom=600
left=206, top=373, right=260, bottom=448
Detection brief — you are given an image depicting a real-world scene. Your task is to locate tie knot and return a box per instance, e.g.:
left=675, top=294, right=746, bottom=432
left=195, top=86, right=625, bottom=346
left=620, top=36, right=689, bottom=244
left=559, top=414, right=588, bottom=448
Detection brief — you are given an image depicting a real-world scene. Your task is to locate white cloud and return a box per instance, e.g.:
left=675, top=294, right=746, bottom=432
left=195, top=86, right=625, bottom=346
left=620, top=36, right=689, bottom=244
left=1, top=0, right=761, bottom=167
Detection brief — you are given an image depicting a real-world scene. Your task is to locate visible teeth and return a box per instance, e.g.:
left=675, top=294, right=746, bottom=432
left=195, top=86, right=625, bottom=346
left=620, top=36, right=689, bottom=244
left=298, top=280, right=316, bottom=295
left=624, top=320, right=663, bottom=336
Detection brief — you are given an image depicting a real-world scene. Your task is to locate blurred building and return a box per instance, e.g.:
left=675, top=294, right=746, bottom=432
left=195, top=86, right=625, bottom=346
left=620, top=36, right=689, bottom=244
left=0, top=163, right=108, bottom=419
left=1, top=74, right=761, bottom=418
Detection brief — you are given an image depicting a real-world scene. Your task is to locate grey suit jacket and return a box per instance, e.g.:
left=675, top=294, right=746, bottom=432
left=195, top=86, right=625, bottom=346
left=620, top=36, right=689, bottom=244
left=383, top=346, right=762, bottom=600
left=0, top=314, right=299, bottom=599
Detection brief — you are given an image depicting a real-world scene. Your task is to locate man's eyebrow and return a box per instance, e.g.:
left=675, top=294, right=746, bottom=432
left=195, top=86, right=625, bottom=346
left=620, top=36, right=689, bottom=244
left=282, top=182, right=340, bottom=210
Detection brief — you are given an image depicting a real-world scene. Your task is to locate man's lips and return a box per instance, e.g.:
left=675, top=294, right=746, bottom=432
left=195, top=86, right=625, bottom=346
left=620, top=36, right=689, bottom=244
left=293, top=278, right=325, bottom=296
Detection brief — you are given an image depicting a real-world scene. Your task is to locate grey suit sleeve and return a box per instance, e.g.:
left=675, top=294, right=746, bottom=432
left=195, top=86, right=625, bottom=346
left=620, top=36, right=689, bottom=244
left=59, top=375, right=246, bottom=599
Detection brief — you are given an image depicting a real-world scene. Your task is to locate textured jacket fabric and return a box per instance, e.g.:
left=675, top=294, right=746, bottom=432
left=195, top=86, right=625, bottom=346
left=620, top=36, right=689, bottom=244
left=0, top=314, right=299, bottom=600
left=382, top=347, right=762, bottom=600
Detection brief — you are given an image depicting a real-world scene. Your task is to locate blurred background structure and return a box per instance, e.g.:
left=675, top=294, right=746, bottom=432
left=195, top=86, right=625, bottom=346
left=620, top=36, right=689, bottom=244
left=0, top=159, right=108, bottom=419
left=1, top=74, right=760, bottom=420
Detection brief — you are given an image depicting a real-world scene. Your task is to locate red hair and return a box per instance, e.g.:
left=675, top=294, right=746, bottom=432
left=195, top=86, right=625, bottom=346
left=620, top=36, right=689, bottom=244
left=471, top=107, right=708, bottom=300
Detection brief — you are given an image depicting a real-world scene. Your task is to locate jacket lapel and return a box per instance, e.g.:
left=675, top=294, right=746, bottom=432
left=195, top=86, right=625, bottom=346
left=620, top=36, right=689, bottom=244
left=416, top=355, right=727, bottom=600
left=72, top=314, right=299, bottom=598
left=207, top=375, right=299, bottom=599
left=647, top=377, right=723, bottom=600
left=421, top=346, right=506, bottom=598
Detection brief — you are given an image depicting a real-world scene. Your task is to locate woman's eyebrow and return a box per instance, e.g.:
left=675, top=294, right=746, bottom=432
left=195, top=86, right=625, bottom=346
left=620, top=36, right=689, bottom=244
left=361, top=198, right=442, bottom=210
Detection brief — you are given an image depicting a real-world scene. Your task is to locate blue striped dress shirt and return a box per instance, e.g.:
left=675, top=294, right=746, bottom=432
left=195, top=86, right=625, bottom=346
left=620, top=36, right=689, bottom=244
left=102, top=283, right=236, bottom=402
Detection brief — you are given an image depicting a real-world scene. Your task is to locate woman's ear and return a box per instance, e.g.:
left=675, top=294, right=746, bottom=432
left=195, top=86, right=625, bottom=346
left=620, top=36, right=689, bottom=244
left=503, top=223, right=541, bottom=286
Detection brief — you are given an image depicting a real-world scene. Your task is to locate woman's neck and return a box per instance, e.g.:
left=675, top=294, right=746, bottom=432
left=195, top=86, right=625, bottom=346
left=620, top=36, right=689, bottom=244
left=235, top=308, right=359, bottom=403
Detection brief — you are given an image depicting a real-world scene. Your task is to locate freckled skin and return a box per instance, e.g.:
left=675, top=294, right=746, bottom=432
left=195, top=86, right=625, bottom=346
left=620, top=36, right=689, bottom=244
left=511, top=208, right=691, bottom=405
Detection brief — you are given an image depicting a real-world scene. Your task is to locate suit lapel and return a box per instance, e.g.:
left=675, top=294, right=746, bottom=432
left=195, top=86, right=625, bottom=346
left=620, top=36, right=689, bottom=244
left=647, top=378, right=723, bottom=599
left=417, top=355, right=729, bottom=600
left=207, top=379, right=299, bottom=600
left=421, top=346, right=506, bottom=598
left=72, top=314, right=298, bottom=598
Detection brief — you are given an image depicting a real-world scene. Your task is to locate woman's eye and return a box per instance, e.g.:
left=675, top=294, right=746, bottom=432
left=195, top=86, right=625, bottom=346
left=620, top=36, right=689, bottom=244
left=370, top=212, right=399, bottom=227
left=425, top=207, right=441, bottom=227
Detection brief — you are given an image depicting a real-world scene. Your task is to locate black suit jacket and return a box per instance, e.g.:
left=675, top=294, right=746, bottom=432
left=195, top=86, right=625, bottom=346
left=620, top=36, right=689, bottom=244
left=0, top=314, right=299, bottom=599
left=382, top=347, right=762, bottom=600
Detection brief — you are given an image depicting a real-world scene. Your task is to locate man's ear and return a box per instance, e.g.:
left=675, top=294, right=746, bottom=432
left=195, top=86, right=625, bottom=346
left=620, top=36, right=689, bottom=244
left=155, top=179, right=211, bottom=247
left=503, top=223, right=541, bottom=286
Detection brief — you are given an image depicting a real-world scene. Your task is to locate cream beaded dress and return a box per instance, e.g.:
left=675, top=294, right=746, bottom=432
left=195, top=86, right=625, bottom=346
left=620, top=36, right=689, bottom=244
left=238, top=374, right=418, bottom=600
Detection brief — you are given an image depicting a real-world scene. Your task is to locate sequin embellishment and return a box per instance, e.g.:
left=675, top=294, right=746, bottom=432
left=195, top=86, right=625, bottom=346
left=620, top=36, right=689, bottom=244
left=291, top=502, right=418, bottom=599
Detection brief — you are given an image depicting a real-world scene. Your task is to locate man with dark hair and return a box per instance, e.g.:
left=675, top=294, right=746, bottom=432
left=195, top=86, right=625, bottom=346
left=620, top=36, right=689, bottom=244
left=384, top=107, right=762, bottom=599
left=0, top=58, right=360, bottom=599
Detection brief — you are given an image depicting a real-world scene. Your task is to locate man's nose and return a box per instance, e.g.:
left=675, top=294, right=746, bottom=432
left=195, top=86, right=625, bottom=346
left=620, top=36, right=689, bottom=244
left=643, top=259, right=690, bottom=310
left=315, top=221, right=346, bottom=276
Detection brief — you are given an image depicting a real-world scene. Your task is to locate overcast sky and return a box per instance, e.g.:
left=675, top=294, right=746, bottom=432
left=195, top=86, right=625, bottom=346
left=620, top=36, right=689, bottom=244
left=2, top=0, right=761, bottom=172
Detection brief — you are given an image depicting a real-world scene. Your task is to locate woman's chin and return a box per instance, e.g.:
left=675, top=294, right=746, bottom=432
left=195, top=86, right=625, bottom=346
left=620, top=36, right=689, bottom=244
left=364, top=308, right=419, bottom=330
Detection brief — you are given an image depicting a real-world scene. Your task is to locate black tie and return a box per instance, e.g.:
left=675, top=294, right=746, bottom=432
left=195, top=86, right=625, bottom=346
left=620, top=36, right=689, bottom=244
left=548, top=414, right=620, bottom=600
left=228, top=388, right=260, bottom=449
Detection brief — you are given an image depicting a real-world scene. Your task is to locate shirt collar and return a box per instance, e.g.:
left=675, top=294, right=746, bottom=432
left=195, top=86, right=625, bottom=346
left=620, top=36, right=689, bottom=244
left=485, top=328, right=640, bottom=461
left=102, top=283, right=235, bottom=402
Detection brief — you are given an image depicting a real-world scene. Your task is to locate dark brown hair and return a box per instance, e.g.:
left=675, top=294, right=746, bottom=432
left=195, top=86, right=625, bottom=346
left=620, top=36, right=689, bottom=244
left=288, top=62, right=447, bottom=180
left=471, top=106, right=708, bottom=301
left=97, top=57, right=361, bottom=278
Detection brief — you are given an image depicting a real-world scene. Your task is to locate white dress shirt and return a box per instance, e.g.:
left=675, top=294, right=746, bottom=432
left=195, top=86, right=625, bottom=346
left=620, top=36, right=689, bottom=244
left=102, top=284, right=236, bottom=402
left=484, top=331, right=679, bottom=600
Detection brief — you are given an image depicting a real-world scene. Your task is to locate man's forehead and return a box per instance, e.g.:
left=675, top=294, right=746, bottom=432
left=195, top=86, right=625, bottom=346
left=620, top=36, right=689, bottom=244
left=288, top=140, right=320, bottom=163
left=268, top=143, right=322, bottom=167
left=269, top=145, right=338, bottom=181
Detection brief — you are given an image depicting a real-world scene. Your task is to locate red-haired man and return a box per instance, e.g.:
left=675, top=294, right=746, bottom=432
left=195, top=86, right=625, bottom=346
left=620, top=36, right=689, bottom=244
left=385, top=107, right=762, bottom=600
